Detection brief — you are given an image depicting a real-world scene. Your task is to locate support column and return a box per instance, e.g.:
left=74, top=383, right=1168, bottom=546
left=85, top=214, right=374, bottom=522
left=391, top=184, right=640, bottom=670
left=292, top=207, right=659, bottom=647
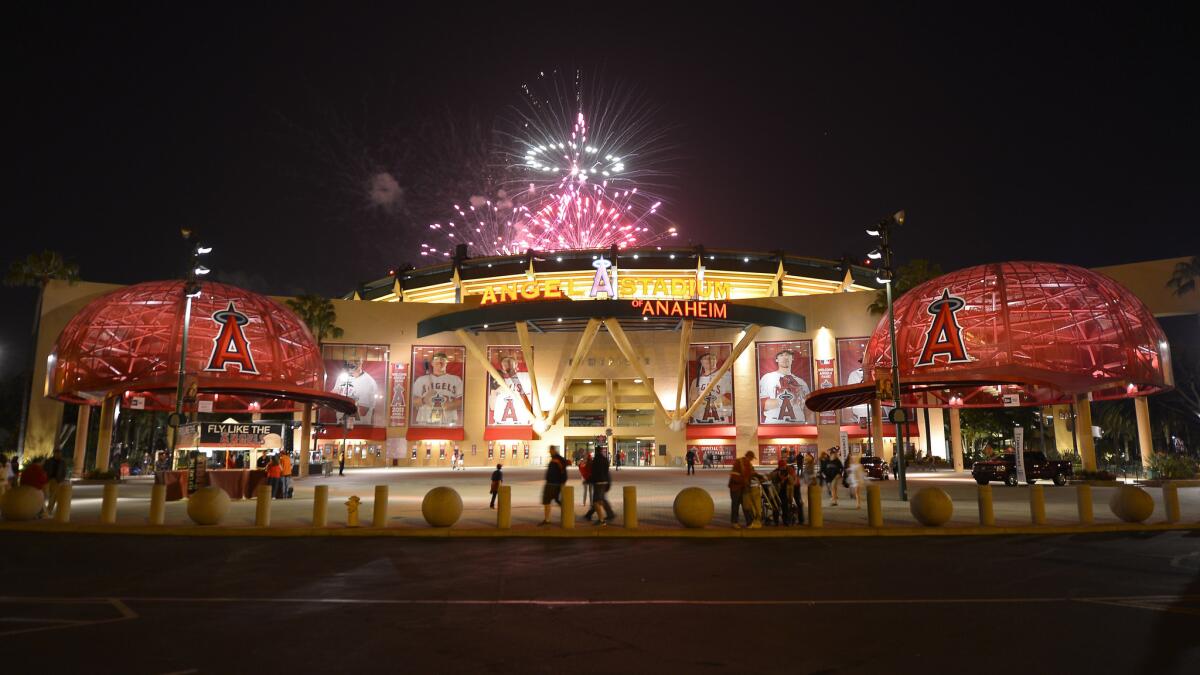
left=1134, top=396, right=1154, bottom=469
left=95, top=394, right=118, bottom=472
left=949, top=407, right=964, bottom=472
left=300, top=403, right=313, bottom=477
left=926, top=406, right=946, bottom=459
left=72, top=404, right=91, bottom=478
left=871, top=399, right=890, bottom=462
left=1075, top=395, right=1097, bottom=472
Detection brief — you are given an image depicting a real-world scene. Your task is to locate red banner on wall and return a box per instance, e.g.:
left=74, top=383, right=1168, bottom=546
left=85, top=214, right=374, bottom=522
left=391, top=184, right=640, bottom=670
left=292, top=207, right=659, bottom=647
left=815, top=358, right=837, bottom=425
left=389, top=362, right=408, bottom=427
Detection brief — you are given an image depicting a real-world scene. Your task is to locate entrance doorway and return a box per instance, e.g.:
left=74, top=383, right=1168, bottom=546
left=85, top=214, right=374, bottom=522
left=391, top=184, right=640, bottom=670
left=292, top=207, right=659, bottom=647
left=614, top=437, right=656, bottom=467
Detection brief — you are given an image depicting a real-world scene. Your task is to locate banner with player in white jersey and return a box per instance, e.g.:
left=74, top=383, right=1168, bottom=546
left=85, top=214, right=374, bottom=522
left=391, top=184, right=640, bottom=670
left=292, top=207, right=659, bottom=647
left=319, top=357, right=386, bottom=428
left=756, top=340, right=814, bottom=425
left=686, top=343, right=734, bottom=425
left=409, top=346, right=466, bottom=428
left=486, top=346, right=533, bottom=427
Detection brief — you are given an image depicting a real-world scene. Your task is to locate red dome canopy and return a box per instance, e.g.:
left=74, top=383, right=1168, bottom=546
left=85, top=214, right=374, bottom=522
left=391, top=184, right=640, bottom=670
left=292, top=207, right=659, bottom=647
left=48, top=280, right=354, bottom=413
left=808, top=261, right=1172, bottom=411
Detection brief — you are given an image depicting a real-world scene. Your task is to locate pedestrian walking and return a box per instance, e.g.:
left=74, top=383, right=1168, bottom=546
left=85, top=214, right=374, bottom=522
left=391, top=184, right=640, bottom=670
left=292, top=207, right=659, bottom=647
left=727, top=450, right=756, bottom=528
left=685, top=448, right=696, bottom=475
left=578, top=454, right=593, bottom=505
left=538, top=445, right=568, bottom=525
left=823, top=447, right=844, bottom=506
left=266, top=457, right=283, bottom=499
left=847, top=451, right=866, bottom=509
left=0, top=454, right=9, bottom=498
left=489, top=464, right=503, bottom=508
left=338, top=450, right=346, bottom=476
left=42, top=450, right=68, bottom=514
left=586, top=445, right=613, bottom=525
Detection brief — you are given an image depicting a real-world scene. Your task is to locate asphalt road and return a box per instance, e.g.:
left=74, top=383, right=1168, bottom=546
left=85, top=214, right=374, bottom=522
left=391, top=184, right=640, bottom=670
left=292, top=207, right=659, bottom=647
left=2, top=530, right=1198, bottom=674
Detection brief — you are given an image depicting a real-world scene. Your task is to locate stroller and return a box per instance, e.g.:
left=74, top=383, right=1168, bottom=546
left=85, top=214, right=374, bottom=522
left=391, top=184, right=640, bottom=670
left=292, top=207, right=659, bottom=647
left=759, top=477, right=786, bottom=526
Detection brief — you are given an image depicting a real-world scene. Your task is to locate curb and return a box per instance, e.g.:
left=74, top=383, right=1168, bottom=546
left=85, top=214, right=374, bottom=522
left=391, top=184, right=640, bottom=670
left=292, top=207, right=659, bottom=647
left=0, top=521, right=1196, bottom=539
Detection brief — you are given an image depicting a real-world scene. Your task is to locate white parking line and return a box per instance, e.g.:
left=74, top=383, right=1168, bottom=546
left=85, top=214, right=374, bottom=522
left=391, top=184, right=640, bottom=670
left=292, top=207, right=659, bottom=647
left=0, top=598, right=137, bottom=637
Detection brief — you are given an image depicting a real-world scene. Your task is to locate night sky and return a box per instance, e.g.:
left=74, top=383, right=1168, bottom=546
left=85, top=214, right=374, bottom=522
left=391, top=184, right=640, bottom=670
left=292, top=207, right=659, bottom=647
left=4, top=4, right=1197, bottom=374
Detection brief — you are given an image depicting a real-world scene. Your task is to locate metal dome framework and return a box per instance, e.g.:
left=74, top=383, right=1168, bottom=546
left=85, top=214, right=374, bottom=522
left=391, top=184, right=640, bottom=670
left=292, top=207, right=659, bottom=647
left=48, top=280, right=355, bottom=414
left=807, top=261, right=1172, bottom=412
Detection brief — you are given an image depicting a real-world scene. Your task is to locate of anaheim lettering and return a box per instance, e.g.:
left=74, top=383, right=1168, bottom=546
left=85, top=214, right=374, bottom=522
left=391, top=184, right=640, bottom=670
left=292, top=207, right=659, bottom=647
left=205, top=301, right=259, bottom=374
left=633, top=299, right=727, bottom=319
left=914, top=288, right=970, bottom=367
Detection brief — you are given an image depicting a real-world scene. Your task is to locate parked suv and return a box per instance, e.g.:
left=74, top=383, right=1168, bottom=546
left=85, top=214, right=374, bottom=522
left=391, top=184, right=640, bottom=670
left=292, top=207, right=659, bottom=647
left=972, top=452, right=1071, bottom=486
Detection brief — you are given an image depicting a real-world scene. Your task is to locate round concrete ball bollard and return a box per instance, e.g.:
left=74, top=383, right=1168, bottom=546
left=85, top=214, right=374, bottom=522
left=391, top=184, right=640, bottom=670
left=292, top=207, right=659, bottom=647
left=673, top=487, right=715, bottom=528
left=1109, top=485, right=1154, bottom=523
left=186, top=486, right=231, bottom=526
left=421, top=486, right=463, bottom=527
left=909, top=487, right=954, bottom=527
left=1, top=486, right=45, bottom=521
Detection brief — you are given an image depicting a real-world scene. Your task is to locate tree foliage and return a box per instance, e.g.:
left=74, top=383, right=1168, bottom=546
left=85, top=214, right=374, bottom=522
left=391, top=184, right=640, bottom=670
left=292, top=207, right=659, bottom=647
left=285, top=294, right=344, bottom=345
left=1166, top=255, right=1198, bottom=297
left=867, top=259, right=944, bottom=316
left=5, top=250, right=80, bottom=289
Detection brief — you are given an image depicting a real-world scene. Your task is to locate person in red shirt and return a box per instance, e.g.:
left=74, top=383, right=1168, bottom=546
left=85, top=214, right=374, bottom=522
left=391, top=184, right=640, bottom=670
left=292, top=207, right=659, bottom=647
left=19, top=458, right=48, bottom=490
left=266, top=458, right=283, bottom=499
left=727, top=450, right=756, bottom=528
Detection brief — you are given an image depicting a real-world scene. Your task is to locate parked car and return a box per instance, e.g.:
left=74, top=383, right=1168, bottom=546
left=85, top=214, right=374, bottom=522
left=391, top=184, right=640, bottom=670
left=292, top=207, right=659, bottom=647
left=972, top=452, right=1072, bottom=486
left=859, top=455, right=890, bottom=480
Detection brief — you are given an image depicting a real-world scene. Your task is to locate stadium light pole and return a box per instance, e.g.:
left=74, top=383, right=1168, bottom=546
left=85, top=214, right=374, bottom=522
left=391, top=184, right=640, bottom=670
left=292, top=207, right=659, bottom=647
left=869, top=210, right=908, bottom=501
left=168, top=229, right=211, bottom=462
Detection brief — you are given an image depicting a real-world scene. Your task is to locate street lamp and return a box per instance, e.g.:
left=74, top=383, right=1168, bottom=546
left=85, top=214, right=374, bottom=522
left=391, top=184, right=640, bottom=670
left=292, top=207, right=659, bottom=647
left=169, top=230, right=212, bottom=463
left=868, top=210, right=909, bottom=500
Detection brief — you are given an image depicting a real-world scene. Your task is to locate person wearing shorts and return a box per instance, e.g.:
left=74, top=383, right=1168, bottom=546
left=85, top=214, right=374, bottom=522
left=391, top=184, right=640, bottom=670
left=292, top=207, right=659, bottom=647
left=539, top=445, right=568, bottom=526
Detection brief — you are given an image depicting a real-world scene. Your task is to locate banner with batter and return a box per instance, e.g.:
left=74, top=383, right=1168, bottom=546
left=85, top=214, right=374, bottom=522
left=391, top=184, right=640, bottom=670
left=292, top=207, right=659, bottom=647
left=319, top=358, right=387, bottom=428
left=837, top=338, right=871, bottom=426
left=409, top=346, right=466, bottom=429
left=388, top=362, right=408, bottom=427
left=756, top=340, right=814, bottom=425
left=486, top=345, right=533, bottom=427
left=686, top=343, right=734, bottom=425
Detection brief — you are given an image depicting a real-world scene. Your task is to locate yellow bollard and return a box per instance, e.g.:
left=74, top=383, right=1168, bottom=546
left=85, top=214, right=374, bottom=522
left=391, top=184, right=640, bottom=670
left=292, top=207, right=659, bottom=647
left=1163, top=484, right=1180, bottom=524
left=100, top=482, right=119, bottom=524
left=373, top=485, right=389, bottom=527
left=497, top=485, right=512, bottom=529
left=148, top=484, right=166, bottom=525
left=623, top=485, right=637, bottom=529
left=1029, top=485, right=1046, bottom=525
left=807, top=483, right=823, bottom=528
left=255, top=484, right=271, bottom=527
left=53, top=483, right=72, bottom=523
left=1076, top=484, right=1094, bottom=525
left=312, top=485, right=328, bottom=527
left=977, top=485, right=995, bottom=526
left=867, top=484, right=882, bottom=527
left=561, top=485, right=575, bottom=529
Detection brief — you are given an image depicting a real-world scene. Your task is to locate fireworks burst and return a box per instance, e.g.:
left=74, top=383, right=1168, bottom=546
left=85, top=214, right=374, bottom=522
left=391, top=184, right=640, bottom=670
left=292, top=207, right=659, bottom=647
left=420, top=191, right=536, bottom=258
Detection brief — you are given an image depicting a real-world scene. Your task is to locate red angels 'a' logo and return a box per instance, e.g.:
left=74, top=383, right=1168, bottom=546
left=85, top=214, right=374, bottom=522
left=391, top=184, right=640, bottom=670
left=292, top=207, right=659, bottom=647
left=915, top=289, right=971, bottom=367
left=205, top=301, right=259, bottom=374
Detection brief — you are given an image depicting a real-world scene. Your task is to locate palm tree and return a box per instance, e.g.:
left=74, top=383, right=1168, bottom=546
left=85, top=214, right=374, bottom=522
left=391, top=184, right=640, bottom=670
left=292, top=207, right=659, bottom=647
left=285, top=294, right=345, bottom=345
left=867, top=259, right=944, bottom=316
left=1166, top=255, right=1199, bottom=296
left=5, top=250, right=81, bottom=456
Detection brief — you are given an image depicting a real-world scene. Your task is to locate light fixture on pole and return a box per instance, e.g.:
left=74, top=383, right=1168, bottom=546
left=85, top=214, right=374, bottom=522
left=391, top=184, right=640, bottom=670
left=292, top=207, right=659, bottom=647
left=169, top=230, right=212, bottom=464
left=868, top=210, right=908, bottom=500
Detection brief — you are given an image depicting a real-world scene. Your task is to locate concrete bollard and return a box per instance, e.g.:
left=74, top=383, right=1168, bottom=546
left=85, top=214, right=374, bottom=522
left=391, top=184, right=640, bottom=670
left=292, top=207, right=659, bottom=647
left=1076, top=484, right=1094, bottom=525
left=807, top=483, right=823, bottom=528
left=53, top=483, right=72, bottom=523
left=561, top=485, right=575, bottom=529
left=623, top=485, right=637, bottom=529
left=1029, top=485, right=1046, bottom=525
left=1163, top=484, right=1180, bottom=524
left=977, top=485, right=995, bottom=526
left=867, top=484, right=882, bottom=527
left=313, top=485, right=329, bottom=527
left=148, top=484, right=166, bottom=525
left=373, top=485, right=389, bottom=527
left=255, top=485, right=271, bottom=527
left=497, top=485, right=512, bottom=529
left=100, top=482, right=119, bottom=524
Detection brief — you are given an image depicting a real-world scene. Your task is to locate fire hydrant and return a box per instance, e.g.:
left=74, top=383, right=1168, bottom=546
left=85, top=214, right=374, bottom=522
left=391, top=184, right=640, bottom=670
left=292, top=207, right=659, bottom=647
left=345, top=495, right=361, bottom=527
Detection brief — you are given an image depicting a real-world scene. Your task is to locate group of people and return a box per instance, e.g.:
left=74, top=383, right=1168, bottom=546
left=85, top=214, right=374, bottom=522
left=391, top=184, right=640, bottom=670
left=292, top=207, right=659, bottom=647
left=262, top=451, right=295, bottom=499
left=726, top=446, right=868, bottom=528
left=449, top=448, right=467, bottom=470
left=0, top=450, right=70, bottom=518
left=486, top=444, right=619, bottom=526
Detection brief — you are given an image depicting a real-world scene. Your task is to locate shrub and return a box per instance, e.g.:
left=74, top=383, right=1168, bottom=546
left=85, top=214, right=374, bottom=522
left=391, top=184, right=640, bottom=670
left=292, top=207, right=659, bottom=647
left=82, top=469, right=119, bottom=481
left=1074, top=470, right=1117, bottom=481
left=1147, top=453, right=1200, bottom=480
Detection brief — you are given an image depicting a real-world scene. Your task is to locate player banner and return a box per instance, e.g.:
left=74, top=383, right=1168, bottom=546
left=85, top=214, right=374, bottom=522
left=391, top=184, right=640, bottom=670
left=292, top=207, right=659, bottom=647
left=318, top=357, right=386, bottom=427
left=486, top=345, right=533, bottom=427
left=686, top=343, right=734, bottom=425
left=756, top=340, right=814, bottom=425
left=388, top=362, right=408, bottom=427
left=838, top=337, right=888, bottom=425
left=410, top=346, right=466, bottom=428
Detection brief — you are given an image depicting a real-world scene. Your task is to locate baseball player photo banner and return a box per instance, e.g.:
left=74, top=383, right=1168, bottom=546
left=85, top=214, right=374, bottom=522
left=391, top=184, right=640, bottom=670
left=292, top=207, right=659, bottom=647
left=686, top=343, right=735, bottom=425
left=486, top=345, right=533, bottom=427
left=837, top=337, right=890, bottom=425
left=409, top=346, right=466, bottom=429
left=756, top=340, right=814, bottom=425
left=319, top=357, right=387, bottom=428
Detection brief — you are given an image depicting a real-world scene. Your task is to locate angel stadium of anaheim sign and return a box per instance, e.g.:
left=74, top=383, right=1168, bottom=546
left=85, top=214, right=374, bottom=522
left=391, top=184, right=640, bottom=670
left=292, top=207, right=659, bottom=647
left=480, top=257, right=731, bottom=306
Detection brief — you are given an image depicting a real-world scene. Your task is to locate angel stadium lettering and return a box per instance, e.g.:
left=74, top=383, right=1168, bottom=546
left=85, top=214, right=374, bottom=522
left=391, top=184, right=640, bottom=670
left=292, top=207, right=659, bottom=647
left=633, top=299, right=727, bottom=319
left=478, top=275, right=730, bottom=305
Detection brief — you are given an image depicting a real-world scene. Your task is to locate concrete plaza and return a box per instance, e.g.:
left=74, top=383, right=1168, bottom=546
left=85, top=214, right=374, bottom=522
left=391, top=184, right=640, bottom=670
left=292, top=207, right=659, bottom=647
left=27, top=466, right=1200, bottom=530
